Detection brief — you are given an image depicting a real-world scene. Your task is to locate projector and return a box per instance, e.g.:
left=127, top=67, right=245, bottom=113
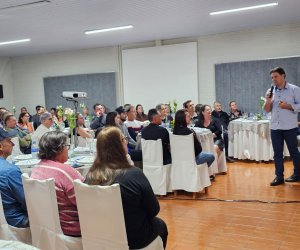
left=62, top=91, right=87, bottom=99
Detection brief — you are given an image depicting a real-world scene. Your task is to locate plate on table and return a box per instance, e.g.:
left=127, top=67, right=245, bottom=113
left=13, top=154, right=32, bottom=161
left=15, top=159, right=40, bottom=167
left=73, top=147, right=90, bottom=153
left=75, top=156, right=94, bottom=165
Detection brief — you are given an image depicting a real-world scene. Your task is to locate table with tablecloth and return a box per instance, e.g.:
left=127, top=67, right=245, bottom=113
left=228, top=118, right=289, bottom=161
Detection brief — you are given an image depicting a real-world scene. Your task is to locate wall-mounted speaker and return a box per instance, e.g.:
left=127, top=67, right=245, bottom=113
left=0, top=85, right=3, bottom=98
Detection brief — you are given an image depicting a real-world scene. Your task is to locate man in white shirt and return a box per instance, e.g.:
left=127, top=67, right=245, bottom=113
left=124, top=105, right=142, bottom=141
left=32, top=112, right=53, bottom=144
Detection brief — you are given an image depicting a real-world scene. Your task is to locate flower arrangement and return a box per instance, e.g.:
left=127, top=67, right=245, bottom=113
left=168, top=100, right=178, bottom=114
left=79, top=103, right=86, bottom=109
left=64, top=107, right=76, bottom=129
left=256, top=96, right=266, bottom=120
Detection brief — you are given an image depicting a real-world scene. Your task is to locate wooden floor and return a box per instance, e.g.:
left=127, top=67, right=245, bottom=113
left=158, top=160, right=300, bottom=250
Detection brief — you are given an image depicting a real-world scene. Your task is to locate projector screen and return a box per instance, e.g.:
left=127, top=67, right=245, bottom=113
left=122, top=42, right=198, bottom=113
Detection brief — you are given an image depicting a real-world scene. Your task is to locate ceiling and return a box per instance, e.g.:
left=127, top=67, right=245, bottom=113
left=1, top=0, right=300, bottom=57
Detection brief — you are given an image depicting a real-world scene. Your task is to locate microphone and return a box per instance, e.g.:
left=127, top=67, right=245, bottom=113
left=269, top=85, right=274, bottom=98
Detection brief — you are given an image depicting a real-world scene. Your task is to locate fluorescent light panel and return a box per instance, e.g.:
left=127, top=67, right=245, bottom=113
left=0, top=38, right=31, bottom=46
left=85, top=25, right=133, bottom=35
left=210, top=2, right=278, bottom=15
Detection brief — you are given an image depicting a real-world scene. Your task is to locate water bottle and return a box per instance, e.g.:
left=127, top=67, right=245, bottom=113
left=31, top=138, right=39, bottom=159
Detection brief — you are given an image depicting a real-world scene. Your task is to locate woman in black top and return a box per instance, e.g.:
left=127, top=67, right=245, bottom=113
left=195, top=104, right=224, bottom=155
left=173, top=109, right=215, bottom=167
left=85, top=127, right=167, bottom=249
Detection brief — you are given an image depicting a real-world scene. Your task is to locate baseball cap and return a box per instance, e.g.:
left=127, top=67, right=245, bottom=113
left=0, top=128, right=18, bottom=141
left=115, top=106, right=125, bottom=114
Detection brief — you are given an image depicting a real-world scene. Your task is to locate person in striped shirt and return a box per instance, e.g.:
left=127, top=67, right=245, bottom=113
left=31, top=131, right=84, bottom=236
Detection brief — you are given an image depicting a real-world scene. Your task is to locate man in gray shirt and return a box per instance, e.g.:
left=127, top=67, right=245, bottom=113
left=264, top=67, right=300, bottom=186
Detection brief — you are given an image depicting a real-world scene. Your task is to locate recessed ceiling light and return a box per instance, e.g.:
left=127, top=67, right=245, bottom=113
left=0, top=38, right=31, bottom=46
left=210, top=2, right=278, bottom=15
left=85, top=25, right=133, bottom=35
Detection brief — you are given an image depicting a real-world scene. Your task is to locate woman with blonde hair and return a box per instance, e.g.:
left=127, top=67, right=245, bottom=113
left=85, top=126, right=168, bottom=249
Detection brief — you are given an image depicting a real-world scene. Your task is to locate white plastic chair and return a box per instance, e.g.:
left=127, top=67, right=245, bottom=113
left=0, top=193, right=31, bottom=244
left=21, top=173, right=82, bottom=250
left=141, top=139, right=171, bottom=195
left=73, top=181, right=163, bottom=250
left=169, top=134, right=211, bottom=196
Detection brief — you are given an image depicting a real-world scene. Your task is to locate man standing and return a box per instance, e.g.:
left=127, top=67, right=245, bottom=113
left=264, top=67, right=300, bottom=186
left=211, top=101, right=234, bottom=163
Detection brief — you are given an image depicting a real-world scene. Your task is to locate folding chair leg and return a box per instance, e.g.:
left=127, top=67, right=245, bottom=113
left=204, top=187, right=208, bottom=194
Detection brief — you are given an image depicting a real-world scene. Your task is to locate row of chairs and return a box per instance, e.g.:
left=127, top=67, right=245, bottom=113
left=0, top=174, right=164, bottom=250
left=142, top=133, right=226, bottom=196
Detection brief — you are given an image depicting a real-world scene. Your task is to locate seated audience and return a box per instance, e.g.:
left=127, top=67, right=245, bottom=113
left=31, top=131, right=84, bottom=236
left=82, top=106, right=90, bottom=121
left=74, top=113, right=92, bottom=138
left=90, top=103, right=107, bottom=137
left=85, top=127, right=168, bottom=249
left=106, top=111, right=142, bottom=163
left=18, top=112, right=34, bottom=133
left=115, top=106, right=137, bottom=149
left=32, top=112, right=53, bottom=145
left=156, top=103, right=172, bottom=126
left=195, top=104, right=203, bottom=117
left=141, top=109, right=171, bottom=165
left=124, top=105, right=143, bottom=141
left=32, top=105, right=45, bottom=130
left=183, top=100, right=198, bottom=125
left=0, top=130, right=28, bottom=228
left=195, top=105, right=224, bottom=156
left=5, top=115, right=32, bottom=154
left=211, top=101, right=234, bottom=163
left=229, top=101, right=243, bottom=121
left=136, top=104, right=148, bottom=122
left=173, top=109, right=215, bottom=168
left=20, top=107, right=32, bottom=122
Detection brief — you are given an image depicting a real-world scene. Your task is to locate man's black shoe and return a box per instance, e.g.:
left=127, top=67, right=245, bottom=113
left=270, top=177, right=284, bottom=186
left=226, top=157, right=235, bottom=163
left=285, top=174, right=300, bottom=182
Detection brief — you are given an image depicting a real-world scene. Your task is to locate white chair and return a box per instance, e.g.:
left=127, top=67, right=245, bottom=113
left=21, top=173, right=82, bottom=250
left=169, top=134, right=211, bottom=196
left=73, top=181, right=163, bottom=250
left=141, top=139, right=171, bottom=195
left=0, top=193, right=31, bottom=244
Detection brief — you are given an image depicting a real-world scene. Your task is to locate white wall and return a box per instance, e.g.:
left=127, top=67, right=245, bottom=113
left=11, top=46, right=120, bottom=114
left=7, top=23, right=300, bottom=114
left=0, top=57, right=14, bottom=109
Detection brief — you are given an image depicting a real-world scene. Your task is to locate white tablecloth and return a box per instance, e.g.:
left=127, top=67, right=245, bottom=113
left=228, top=118, right=289, bottom=161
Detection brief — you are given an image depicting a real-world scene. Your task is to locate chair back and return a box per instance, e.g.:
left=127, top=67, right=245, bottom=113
left=73, top=181, right=128, bottom=250
left=0, top=192, right=31, bottom=244
left=11, top=136, right=23, bottom=156
left=141, top=139, right=163, bottom=166
left=141, top=139, right=171, bottom=195
left=170, top=133, right=195, bottom=164
left=170, top=133, right=210, bottom=192
left=22, top=173, right=82, bottom=250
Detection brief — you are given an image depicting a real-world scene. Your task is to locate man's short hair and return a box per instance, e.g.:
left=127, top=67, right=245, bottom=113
left=40, top=112, right=52, bottom=123
left=156, top=104, right=164, bottom=111
left=148, top=109, right=159, bottom=122
left=183, top=100, right=192, bottom=109
left=124, top=104, right=132, bottom=113
left=35, top=105, right=42, bottom=111
left=93, top=103, right=101, bottom=110
left=270, top=67, right=286, bottom=78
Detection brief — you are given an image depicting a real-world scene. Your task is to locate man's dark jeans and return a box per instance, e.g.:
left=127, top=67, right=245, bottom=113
left=271, top=128, right=300, bottom=178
